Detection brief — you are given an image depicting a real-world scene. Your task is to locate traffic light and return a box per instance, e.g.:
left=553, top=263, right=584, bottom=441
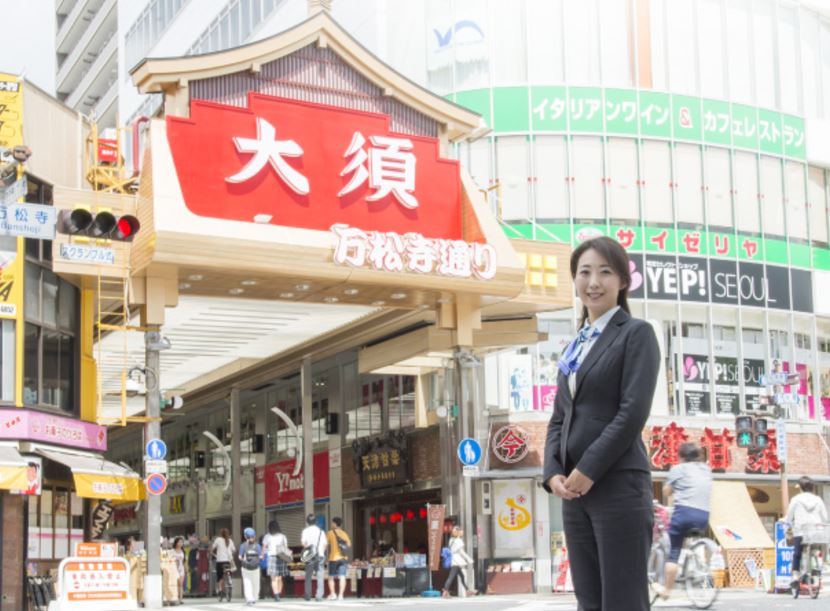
left=735, top=416, right=753, bottom=448
left=160, top=395, right=183, bottom=411
left=57, top=208, right=140, bottom=242
left=754, top=418, right=769, bottom=449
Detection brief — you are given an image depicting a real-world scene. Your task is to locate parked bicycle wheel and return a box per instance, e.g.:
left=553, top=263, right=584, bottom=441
left=683, top=541, right=718, bottom=609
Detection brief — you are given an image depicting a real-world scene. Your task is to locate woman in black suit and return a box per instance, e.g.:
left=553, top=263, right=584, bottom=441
left=543, top=236, right=660, bottom=611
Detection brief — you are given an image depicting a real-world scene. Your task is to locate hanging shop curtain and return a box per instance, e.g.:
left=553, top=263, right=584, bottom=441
left=34, top=447, right=145, bottom=502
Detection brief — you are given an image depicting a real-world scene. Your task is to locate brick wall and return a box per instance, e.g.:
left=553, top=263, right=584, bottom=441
left=1, top=493, right=25, bottom=610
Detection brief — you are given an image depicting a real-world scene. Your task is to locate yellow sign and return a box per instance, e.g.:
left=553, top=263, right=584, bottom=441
left=497, top=496, right=532, bottom=531
left=0, top=73, right=23, bottom=150
left=0, top=246, right=23, bottom=320
left=0, top=464, right=27, bottom=491
left=73, top=472, right=145, bottom=502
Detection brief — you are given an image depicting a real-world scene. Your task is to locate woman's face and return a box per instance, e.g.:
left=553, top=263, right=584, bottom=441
left=574, top=248, right=624, bottom=323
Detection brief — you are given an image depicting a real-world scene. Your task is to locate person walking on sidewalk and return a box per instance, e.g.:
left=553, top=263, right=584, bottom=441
left=786, top=475, right=829, bottom=588
left=262, top=520, right=290, bottom=602
left=326, top=517, right=352, bottom=600
left=211, top=529, right=235, bottom=600
left=301, top=514, right=327, bottom=602
left=441, top=527, right=476, bottom=598
left=239, top=528, right=262, bottom=605
left=543, top=236, right=660, bottom=611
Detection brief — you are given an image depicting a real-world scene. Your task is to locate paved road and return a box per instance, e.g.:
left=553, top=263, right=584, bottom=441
left=172, top=588, right=828, bottom=610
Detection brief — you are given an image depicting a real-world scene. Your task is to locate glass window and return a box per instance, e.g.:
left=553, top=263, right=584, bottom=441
left=822, top=20, right=830, bottom=119
left=705, top=147, right=733, bottom=229
left=726, top=0, right=753, bottom=103
left=674, top=143, right=704, bottom=226
left=649, top=0, right=668, bottom=90
left=753, top=0, right=776, bottom=108
left=493, top=0, right=526, bottom=84
left=699, top=0, right=726, bottom=99
left=469, top=138, right=492, bottom=192
left=563, top=0, right=600, bottom=85
left=800, top=9, right=820, bottom=117
left=606, top=138, right=639, bottom=222
left=666, top=0, right=697, bottom=94
left=641, top=140, right=673, bottom=225
left=570, top=136, right=605, bottom=221
left=496, top=136, right=530, bottom=222
left=808, top=167, right=827, bottom=245
left=42, top=270, right=58, bottom=328
left=527, top=0, right=564, bottom=83
left=778, top=5, right=800, bottom=114
left=25, top=265, right=40, bottom=323
left=1, top=319, right=14, bottom=402
left=734, top=152, right=760, bottom=234
left=388, top=376, right=416, bottom=431
left=599, top=0, right=631, bottom=86
left=533, top=136, right=569, bottom=221
left=785, top=161, right=808, bottom=240
left=760, top=156, right=785, bottom=237
left=24, top=323, right=38, bottom=405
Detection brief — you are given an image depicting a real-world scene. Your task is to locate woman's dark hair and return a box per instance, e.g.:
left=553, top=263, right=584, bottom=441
left=570, top=236, right=632, bottom=327
left=798, top=476, right=815, bottom=493
left=678, top=442, right=701, bottom=462
left=268, top=520, right=281, bottom=535
left=332, top=517, right=343, bottom=528
left=173, top=536, right=184, bottom=549
left=219, top=528, right=230, bottom=545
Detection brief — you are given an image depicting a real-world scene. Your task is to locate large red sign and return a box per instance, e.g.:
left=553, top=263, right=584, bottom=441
left=166, top=94, right=462, bottom=240
left=263, top=451, right=330, bottom=507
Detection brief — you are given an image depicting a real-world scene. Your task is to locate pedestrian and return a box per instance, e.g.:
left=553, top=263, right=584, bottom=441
left=187, top=534, right=199, bottom=595
left=543, top=236, right=660, bottom=611
left=786, top=476, right=828, bottom=589
left=239, top=527, right=262, bottom=605
left=441, top=526, right=476, bottom=598
left=300, top=514, right=327, bottom=602
left=171, top=536, right=186, bottom=604
left=211, top=528, right=235, bottom=600
left=262, top=520, right=290, bottom=602
left=326, top=517, right=352, bottom=600
left=655, top=442, right=712, bottom=599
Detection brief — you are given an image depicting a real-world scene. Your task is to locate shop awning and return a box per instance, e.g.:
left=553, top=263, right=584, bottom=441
left=34, top=447, right=145, bottom=502
left=709, top=480, right=773, bottom=549
left=0, top=444, right=29, bottom=492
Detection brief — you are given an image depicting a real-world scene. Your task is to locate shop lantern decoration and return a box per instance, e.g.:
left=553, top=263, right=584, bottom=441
left=369, top=515, right=376, bottom=526
left=405, top=509, right=415, bottom=521
left=649, top=422, right=689, bottom=470
left=746, top=428, right=782, bottom=474
left=352, top=431, right=409, bottom=489
left=491, top=425, right=530, bottom=464
left=699, top=427, right=734, bottom=472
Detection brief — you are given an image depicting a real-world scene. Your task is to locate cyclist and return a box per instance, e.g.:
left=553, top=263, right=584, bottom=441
left=654, top=442, right=712, bottom=600
left=786, top=475, right=828, bottom=589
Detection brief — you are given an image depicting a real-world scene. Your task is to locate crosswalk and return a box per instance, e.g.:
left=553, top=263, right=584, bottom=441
left=177, top=596, right=580, bottom=610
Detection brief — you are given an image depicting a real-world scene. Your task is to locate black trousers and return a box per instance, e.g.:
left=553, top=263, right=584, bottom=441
left=443, top=565, right=468, bottom=591
left=562, top=470, right=653, bottom=611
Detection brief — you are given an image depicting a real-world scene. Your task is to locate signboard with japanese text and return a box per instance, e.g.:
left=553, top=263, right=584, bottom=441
left=263, top=450, right=330, bottom=507
left=678, top=353, right=765, bottom=416
left=0, top=74, right=23, bottom=151
left=490, top=425, right=530, bottom=464
left=492, top=479, right=534, bottom=557
left=55, top=557, right=135, bottom=610
left=426, top=504, right=446, bottom=571
left=0, top=409, right=107, bottom=450
left=0, top=245, right=22, bottom=319
left=0, top=202, right=56, bottom=240
left=456, top=85, right=806, bottom=160
left=355, top=436, right=409, bottom=489
left=166, top=94, right=462, bottom=240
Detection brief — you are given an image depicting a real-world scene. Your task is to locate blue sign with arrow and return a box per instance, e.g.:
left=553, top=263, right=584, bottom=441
left=146, top=438, right=167, bottom=460
left=457, top=438, right=482, bottom=466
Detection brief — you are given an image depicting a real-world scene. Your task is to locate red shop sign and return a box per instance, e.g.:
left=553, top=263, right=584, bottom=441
left=263, top=450, right=330, bottom=507
left=166, top=94, right=462, bottom=240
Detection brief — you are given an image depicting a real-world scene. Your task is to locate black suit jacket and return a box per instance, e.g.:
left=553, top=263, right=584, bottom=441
left=543, top=309, right=660, bottom=491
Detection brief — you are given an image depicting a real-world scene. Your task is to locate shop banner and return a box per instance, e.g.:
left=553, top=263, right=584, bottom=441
left=355, top=435, right=409, bottom=489
left=263, top=450, right=330, bottom=507
left=11, top=456, right=41, bottom=495
left=74, top=473, right=144, bottom=502
left=0, top=74, right=23, bottom=151
left=679, top=353, right=765, bottom=416
left=0, top=245, right=22, bottom=320
left=0, top=463, right=27, bottom=491
left=426, top=504, right=446, bottom=571
left=55, top=557, right=134, bottom=610
left=774, top=521, right=795, bottom=590
left=492, top=479, right=534, bottom=557
left=457, top=85, right=806, bottom=160
left=627, top=254, right=813, bottom=313
left=0, top=409, right=107, bottom=450
left=506, top=353, right=533, bottom=412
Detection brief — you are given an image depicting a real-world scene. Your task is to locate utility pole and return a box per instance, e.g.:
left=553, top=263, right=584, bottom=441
left=142, top=328, right=163, bottom=609
left=302, top=357, right=314, bottom=518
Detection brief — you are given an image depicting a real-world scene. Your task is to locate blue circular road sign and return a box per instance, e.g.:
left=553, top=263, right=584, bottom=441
left=146, top=473, right=168, bottom=496
left=457, top=438, right=482, bottom=466
left=146, top=438, right=167, bottom=460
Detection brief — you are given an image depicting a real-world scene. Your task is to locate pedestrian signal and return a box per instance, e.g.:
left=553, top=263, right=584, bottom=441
left=57, top=208, right=140, bottom=242
left=754, top=418, right=769, bottom=449
left=735, top=416, right=753, bottom=448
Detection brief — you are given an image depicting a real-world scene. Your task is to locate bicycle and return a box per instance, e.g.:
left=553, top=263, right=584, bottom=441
left=217, top=565, right=234, bottom=602
left=648, top=520, right=720, bottom=609
left=790, top=522, right=828, bottom=600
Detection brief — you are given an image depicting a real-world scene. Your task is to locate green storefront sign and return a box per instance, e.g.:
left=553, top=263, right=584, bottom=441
left=453, top=86, right=806, bottom=161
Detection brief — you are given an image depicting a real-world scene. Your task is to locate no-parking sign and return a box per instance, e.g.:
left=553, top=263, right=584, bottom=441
left=145, top=473, right=167, bottom=496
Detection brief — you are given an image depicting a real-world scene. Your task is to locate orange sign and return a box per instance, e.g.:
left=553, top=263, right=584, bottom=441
left=57, top=557, right=133, bottom=609
left=74, top=542, right=118, bottom=557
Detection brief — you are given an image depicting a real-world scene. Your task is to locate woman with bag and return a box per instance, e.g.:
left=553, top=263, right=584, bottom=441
left=211, top=528, right=235, bottom=600
left=441, top=527, right=476, bottom=598
left=262, top=520, right=290, bottom=602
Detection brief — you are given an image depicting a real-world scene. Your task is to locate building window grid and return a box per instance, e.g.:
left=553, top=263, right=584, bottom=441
left=124, top=0, right=189, bottom=71
left=187, top=0, right=284, bottom=56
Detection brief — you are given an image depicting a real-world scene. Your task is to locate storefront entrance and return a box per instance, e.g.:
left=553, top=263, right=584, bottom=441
left=354, top=488, right=440, bottom=559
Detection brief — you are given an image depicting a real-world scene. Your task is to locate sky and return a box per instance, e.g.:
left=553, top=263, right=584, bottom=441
left=0, top=0, right=56, bottom=94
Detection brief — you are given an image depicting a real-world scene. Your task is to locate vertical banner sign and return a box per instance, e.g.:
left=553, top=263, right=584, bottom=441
left=774, top=520, right=794, bottom=590
left=492, top=479, right=534, bottom=556
left=427, top=504, right=446, bottom=571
